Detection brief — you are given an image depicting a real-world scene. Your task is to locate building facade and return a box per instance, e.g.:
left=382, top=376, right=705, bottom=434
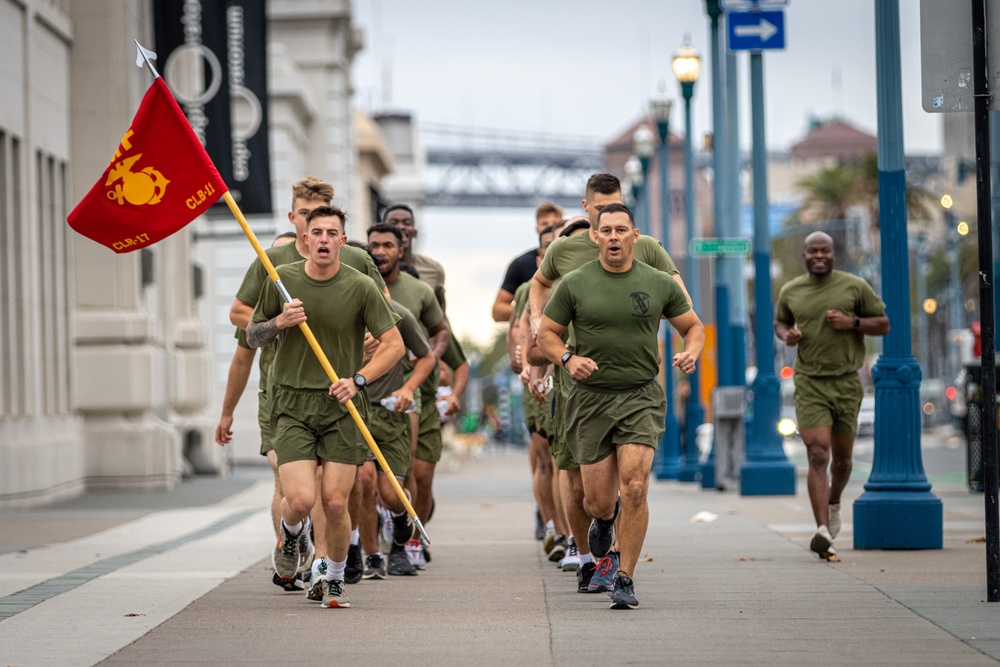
left=0, top=0, right=384, bottom=504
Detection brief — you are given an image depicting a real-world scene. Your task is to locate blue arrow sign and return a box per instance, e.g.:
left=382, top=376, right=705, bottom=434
left=727, top=10, right=785, bottom=51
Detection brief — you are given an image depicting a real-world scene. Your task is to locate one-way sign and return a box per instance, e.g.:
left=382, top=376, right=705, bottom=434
left=727, top=10, right=786, bottom=51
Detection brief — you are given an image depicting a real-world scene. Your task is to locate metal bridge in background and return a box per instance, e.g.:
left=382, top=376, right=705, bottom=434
left=422, top=123, right=605, bottom=208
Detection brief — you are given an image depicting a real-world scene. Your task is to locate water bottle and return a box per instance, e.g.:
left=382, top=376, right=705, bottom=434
left=380, top=396, right=416, bottom=413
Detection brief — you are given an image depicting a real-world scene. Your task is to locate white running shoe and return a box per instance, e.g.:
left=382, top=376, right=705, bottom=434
left=810, top=525, right=838, bottom=561
left=405, top=539, right=427, bottom=570
left=560, top=540, right=580, bottom=572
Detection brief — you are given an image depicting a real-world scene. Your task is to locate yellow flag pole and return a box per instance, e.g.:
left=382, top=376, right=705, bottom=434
left=222, top=191, right=431, bottom=545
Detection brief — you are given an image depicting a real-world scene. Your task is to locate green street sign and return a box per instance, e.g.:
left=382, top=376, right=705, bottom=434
left=690, top=238, right=751, bottom=257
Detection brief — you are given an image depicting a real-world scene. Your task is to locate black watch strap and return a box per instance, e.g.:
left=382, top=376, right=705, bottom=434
left=561, top=351, right=573, bottom=366
left=352, top=373, right=367, bottom=388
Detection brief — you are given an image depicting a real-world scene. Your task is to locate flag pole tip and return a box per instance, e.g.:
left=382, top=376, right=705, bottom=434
left=133, top=40, right=160, bottom=79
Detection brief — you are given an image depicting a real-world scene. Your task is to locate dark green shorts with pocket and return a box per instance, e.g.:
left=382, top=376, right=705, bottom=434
left=365, top=401, right=411, bottom=479
left=564, top=380, right=664, bottom=466
left=269, top=385, right=367, bottom=466
left=415, top=393, right=443, bottom=463
left=793, top=372, right=863, bottom=434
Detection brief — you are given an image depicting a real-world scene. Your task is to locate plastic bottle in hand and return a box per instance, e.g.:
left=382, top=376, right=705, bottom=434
left=380, top=396, right=416, bottom=413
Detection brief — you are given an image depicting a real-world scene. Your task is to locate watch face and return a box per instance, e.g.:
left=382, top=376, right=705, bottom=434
left=353, top=374, right=366, bottom=388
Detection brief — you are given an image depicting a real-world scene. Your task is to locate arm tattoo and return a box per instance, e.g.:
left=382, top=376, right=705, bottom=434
left=246, top=318, right=280, bottom=349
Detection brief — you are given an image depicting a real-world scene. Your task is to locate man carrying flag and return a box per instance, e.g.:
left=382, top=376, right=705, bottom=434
left=247, top=205, right=404, bottom=609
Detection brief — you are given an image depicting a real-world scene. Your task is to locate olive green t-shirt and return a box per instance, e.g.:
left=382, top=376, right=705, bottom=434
left=387, top=271, right=445, bottom=395
left=412, top=253, right=445, bottom=295
left=774, top=269, right=886, bottom=378
left=441, top=334, right=467, bottom=370
left=234, top=242, right=385, bottom=387
left=512, top=280, right=531, bottom=321
left=544, top=259, right=690, bottom=390
left=368, top=301, right=430, bottom=403
left=539, top=232, right=679, bottom=283
left=252, top=262, right=399, bottom=409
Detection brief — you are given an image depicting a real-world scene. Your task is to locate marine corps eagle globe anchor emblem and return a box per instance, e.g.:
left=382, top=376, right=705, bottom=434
left=105, top=154, right=170, bottom=206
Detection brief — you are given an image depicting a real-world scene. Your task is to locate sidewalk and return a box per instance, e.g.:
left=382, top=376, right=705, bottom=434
left=0, top=432, right=998, bottom=666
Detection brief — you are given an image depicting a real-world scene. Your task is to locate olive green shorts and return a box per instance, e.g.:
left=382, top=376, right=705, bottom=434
left=564, top=380, right=664, bottom=466
left=415, top=393, right=443, bottom=463
left=550, top=368, right=580, bottom=472
left=365, top=401, right=411, bottom=479
left=269, top=385, right=367, bottom=466
left=793, top=372, right=863, bottom=434
left=258, top=389, right=273, bottom=456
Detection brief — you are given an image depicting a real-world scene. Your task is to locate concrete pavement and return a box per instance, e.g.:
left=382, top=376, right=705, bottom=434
left=1, top=427, right=999, bottom=665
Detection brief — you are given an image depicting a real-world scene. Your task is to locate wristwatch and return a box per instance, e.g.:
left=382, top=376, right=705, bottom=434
left=560, top=351, right=574, bottom=366
left=853, top=317, right=860, bottom=329
left=352, top=373, right=367, bottom=389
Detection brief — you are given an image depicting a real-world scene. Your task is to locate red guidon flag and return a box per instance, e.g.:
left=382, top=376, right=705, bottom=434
left=67, top=77, right=226, bottom=253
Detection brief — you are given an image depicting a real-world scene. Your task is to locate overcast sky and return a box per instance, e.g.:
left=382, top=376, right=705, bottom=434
left=353, top=0, right=938, bottom=154
left=349, top=1, right=940, bottom=345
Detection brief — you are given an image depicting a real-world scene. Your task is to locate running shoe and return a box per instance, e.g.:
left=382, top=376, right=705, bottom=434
left=541, top=527, right=556, bottom=555
left=588, top=552, right=619, bottom=593
left=272, top=521, right=303, bottom=580
left=405, top=539, right=427, bottom=570
left=345, top=543, right=364, bottom=584
left=320, top=579, right=350, bottom=608
left=608, top=572, right=639, bottom=609
left=534, top=506, right=545, bottom=541
left=829, top=503, right=842, bottom=539
left=810, top=525, right=838, bottom=561
left=547, top=533, right=568, bottom=563
left=272, top=571, right=306, bottom=592
left=588, top=498, right=620, bottom=558
left=363, top=553, right=387, bottom=580
left=295, top=517, right=314, bottom=574
left=577, top=561, right=598, bottom=593
left=560, top=539, right=580, bottom=572
left=306, top=560, right=327, bottom=601
left=387, top=544, right=418, bottom=576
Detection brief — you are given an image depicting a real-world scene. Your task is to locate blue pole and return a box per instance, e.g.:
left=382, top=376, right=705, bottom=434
left=740, top=50, right=795, bottom=496
left=705, top=0, right=730, bottom=388
left=724, top=49, right=747, bottom=393
left=655, top=115, right=681, bottom=480
left=852, top=0, right=942, bottom=549
left=680, top=81, right=704, bottom=483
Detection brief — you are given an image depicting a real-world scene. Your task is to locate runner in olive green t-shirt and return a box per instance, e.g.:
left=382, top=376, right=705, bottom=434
left=368, top=223, right=451, bottom=570
left=248, top=206, right=404, bottom=610
left=526, top=173, right=690, bottom=595
left=539, top=203, right=705, bottom=611
left=357, top=300, right=436, bottom=579
left=773, top=231, right=888, bottom=563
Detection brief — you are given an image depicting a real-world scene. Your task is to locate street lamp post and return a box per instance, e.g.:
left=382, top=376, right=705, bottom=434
left=701, top=0, right=727, bottom=489
left=650, top=93, right=680, bottom=480
left=633, top=126, right=655, bottom=237
left=673, top=36, right=705, bottom=483
left=739, top=41, right=795, bottom=496
left=852, top=0, right=942, bottom=550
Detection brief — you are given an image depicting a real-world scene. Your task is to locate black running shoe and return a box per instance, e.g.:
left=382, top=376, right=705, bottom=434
left=588, top=498, right=620, bottom=558
left=387, top=544, right=417, bottom=576
left=547, top=533, right=568, bottom=563
left=577, top=561, right=598, bottom=593
left=272, top=571, right=306, bottom=592
left=363, top=553, right=387, bottom=580
left=345, top=543, right=364, bottom=585
left=608, top=572, right=638, bottom=609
